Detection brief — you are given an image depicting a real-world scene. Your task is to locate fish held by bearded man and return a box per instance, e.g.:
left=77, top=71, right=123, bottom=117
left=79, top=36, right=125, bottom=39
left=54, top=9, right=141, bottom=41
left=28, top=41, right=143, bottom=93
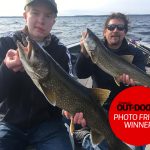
left=83, top=28, right=150, bottom=86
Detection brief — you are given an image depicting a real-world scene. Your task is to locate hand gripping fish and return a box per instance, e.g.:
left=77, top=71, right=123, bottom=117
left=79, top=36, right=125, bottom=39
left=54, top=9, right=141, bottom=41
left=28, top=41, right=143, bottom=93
left=83, top=28, right=150, bottom=86
left=17, top=38, right=131, bottom=150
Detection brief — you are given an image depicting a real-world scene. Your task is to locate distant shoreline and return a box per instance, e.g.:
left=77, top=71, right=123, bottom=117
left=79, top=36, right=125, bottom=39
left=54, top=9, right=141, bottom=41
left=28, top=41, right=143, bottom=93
left=0, top=14, right=150, bottom=18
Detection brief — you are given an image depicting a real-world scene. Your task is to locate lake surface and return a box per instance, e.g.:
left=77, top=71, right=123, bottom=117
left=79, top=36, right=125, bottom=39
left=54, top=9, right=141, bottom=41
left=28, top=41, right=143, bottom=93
left=0, top=15, right=150, bottom=45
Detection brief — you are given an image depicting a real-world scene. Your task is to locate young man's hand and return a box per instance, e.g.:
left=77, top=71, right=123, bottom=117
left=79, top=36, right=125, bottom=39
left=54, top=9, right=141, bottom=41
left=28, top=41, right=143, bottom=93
left=4, top=49, right=24, bottom=72
left=63, top=111, right=86, bottom=127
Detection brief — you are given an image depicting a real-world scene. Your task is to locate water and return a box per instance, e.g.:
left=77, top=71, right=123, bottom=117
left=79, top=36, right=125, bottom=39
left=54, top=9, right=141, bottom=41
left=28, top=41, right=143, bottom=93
left=0, top=15, right=150, bottom=45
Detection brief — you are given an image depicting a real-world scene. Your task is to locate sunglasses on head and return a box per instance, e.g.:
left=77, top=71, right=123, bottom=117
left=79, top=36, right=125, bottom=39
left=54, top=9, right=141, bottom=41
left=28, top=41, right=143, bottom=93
left=107, top=24, right=125, bottom=31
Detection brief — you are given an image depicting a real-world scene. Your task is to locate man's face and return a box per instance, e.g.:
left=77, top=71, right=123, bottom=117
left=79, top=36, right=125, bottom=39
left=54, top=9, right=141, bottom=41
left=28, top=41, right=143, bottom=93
left=23, top=3, right=56, bottom=41
left=103, top=19, right=126, bottom=49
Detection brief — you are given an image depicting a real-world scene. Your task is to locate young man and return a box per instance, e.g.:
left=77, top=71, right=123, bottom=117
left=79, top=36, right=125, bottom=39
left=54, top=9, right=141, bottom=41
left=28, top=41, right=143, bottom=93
left=74, top=12, right=146, bottom=150
left=0, top=0, right=73, bottom=149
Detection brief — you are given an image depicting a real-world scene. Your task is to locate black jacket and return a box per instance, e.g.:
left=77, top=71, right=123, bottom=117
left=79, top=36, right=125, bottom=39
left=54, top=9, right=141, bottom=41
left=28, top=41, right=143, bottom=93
left=75, top=39, right=146, bottom=110
left=0, top=31, right=72, bottom=129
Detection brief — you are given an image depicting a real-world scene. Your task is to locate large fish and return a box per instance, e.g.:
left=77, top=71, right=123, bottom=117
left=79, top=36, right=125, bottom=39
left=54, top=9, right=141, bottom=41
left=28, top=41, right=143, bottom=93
left=83, top=28, right=150, bottom=86
left=17, top=38, right=131, bottom=150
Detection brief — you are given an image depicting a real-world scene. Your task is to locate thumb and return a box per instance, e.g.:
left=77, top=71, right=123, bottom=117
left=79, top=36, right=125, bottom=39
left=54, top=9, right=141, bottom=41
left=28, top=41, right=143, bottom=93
left=63, top=110, right=72, bottom=119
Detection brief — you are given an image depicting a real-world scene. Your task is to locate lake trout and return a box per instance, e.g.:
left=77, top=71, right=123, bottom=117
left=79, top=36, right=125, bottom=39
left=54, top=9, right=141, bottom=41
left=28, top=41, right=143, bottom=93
left=83, top=28, right=150, bottom=86
left=17, top=38, right=131, bottom=150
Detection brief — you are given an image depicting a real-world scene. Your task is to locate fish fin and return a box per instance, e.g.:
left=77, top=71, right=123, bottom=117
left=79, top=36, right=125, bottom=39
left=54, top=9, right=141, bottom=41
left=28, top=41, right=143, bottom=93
left=31, top=78, right=52, bottom=101
left=70, top=117, right=74, bottom=136
left=38, top=82, right=57, bottom=106
left=91, top=130, right=105, bottom=144
left=89, top=88, right=110, bottom=105
left=120, top=55, right=134, bottom=64
left=114, top=77, right=121, bottom=86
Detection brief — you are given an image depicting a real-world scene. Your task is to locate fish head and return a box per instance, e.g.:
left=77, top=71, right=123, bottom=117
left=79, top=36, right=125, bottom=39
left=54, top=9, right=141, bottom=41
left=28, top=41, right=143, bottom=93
left=17, top=38, right=49, bottom=80
left=83, top=28, right=99, bottom=63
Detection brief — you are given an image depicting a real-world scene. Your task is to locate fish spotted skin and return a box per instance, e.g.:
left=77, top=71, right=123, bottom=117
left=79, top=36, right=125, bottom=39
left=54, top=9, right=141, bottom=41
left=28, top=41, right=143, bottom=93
left=17, top=39, right=131, bottom=150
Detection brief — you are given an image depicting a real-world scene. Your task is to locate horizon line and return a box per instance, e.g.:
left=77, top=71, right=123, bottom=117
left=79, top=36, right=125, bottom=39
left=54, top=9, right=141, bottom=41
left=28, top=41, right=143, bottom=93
left=0, top=14, right=150, bottom=18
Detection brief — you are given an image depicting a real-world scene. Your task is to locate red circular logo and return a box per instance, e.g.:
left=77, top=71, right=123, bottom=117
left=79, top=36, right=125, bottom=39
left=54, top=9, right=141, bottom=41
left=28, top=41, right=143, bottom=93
left=109, top=86, right=150, bottom=146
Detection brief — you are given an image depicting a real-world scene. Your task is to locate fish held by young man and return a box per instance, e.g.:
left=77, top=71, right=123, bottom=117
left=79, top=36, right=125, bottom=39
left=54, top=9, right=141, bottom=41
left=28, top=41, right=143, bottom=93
left=17, top=38, right=132, bottom=150
left=83, top=28, right=150, bottom=86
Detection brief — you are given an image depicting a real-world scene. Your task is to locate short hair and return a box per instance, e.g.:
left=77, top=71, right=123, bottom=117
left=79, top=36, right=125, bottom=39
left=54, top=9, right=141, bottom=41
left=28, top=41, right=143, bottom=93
left=104, top=12, right=129, bottom=33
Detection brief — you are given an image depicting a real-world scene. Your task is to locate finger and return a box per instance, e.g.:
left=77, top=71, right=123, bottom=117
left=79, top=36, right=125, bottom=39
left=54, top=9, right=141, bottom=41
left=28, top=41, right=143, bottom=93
left=12, top=65, right=24, bottom=72
left=81, top=32, right=87, bottom=38
left=73, top=112, right=80, bottom=124
left=63, top=111, right=71, bottom=119
left=7, top=50, right=20, bottom=63
left=115, top=75, right=122, bottom=83
left=122, top=73, right=127, bottom=84
left=77, top=112, right=84, bottom=124
left=9, top=59, right=22, bottom=70
left=4, top=58, right=22, bottom=71
left=80, top=37, right=85, bottom=48
left=125, top=74, right=130, bottom=85
left=81, top=119, right=86, bottom=127
left=80, top=33, right=86, bottom=44
left=73, top=112, right=84, bottom=124
left=129, top=78, right=135, bottom=86
left=80, top=40, right=84, bottom=47
left=7, top=49, right=17, bottom=55
left=6, top=50, right=17, bottom=60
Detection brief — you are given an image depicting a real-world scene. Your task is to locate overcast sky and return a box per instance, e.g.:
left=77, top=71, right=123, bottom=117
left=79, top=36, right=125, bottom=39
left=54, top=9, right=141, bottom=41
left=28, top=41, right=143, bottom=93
left=0, top=0, right=150, bottom=16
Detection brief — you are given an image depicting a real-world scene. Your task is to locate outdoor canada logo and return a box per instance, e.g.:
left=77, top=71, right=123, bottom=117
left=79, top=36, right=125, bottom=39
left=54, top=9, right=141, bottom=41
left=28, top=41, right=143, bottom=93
left=108, top=86, right=150, bottom=146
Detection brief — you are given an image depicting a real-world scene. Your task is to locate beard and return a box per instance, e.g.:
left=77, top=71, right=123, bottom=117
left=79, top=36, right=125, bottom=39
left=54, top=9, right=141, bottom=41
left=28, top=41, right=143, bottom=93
left=107, top=34, right=123, bottom=49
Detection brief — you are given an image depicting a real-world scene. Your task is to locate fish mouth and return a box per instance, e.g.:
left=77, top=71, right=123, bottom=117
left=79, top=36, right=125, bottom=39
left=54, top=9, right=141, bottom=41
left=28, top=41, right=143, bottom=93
left=84, top=28, right=96, bottom=53
left=27, top=41, right=32, bottom=59
left=18, top=40, right=32, bottom=59
left=85, top=29, right=89, bottom=38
